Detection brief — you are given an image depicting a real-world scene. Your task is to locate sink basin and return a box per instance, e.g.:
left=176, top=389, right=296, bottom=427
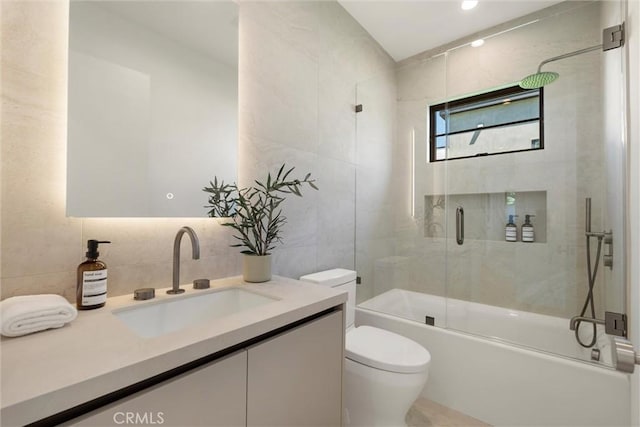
left=113, top=288, right=278, bottom=338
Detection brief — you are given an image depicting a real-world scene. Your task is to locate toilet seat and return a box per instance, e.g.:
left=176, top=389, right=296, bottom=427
left=346, top=326, right=431, bottom=374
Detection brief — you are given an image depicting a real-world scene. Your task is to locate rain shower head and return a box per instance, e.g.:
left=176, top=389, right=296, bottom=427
left=518, top=44, right=602, bottom=90
left=519, top=71, right=559, bottom=89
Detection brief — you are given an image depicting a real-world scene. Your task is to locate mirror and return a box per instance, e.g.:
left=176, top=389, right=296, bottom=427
left=67, top=1, right=238, bottom=217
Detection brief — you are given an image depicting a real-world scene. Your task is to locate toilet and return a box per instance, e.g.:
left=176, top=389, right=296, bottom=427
left=299, top=269, right=431, bottom=427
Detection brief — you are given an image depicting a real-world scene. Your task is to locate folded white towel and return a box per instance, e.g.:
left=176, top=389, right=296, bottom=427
left=1, top=294, right=78, bottom=337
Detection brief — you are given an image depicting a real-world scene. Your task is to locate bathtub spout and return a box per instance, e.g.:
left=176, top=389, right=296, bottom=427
left=569, top=315, right=604, bottom=331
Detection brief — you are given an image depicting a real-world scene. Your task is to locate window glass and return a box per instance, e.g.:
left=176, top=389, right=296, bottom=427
left=429, top=86, right=543, bottom=162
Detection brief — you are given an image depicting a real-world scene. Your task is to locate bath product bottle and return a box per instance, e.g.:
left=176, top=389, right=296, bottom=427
left=505, top=215, right=518, bottom=242
left=521, top=214, right=535, bottom=243
left=77, top=240, right=111, bottom=310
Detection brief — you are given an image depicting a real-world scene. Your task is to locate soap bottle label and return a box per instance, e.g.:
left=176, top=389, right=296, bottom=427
left=522, top=227, right=535, bottom=242
left=82, top=270, right=107, bottom=306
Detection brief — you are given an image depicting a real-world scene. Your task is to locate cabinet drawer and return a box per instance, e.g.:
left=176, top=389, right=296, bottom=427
left=65, top=350, right=247, bottom=427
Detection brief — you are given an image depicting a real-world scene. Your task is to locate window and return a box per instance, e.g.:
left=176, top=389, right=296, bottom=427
left=429, top=86, right=543, bottom=162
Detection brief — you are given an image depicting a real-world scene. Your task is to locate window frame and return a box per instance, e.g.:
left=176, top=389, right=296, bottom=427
left=428, top=85, right=545, bottom=162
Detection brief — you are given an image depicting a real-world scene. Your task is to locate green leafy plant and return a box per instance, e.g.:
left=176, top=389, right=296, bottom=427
left=204, top=164, right=318, bottom=255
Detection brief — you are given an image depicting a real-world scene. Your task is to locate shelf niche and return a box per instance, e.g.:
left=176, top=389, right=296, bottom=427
left=424, top=191, right=547, bottom=243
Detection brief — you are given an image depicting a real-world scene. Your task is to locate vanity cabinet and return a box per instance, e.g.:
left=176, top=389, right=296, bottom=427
left=66, top=351, right=248, bottom=426
left=62, top=309, right=343, bottom=427
left=247, top=309, right=343, bottom=426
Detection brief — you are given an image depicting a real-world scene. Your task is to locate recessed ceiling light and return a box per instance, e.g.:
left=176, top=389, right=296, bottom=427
left=471, top=39, right=485, bottom=47
left=461, top=0, right=479, bottom=11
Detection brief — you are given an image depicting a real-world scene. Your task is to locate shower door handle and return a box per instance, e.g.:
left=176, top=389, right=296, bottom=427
left=456, top=207, right=464, bottom=245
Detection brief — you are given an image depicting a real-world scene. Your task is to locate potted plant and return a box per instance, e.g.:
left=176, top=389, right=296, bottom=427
left=203, top=164, right=317, bottom=282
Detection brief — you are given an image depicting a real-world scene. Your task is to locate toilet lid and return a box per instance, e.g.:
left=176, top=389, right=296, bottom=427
left=346, top=326, right=431, bottom=374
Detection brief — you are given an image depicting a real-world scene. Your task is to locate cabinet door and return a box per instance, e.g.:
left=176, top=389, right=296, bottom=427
left=247, top=310, right=344, bottom=427
left=67, top=350, right=247, bottom=427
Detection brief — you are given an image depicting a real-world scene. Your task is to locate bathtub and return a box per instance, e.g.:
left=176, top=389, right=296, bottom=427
left=357, top=289, right=631, bottom=426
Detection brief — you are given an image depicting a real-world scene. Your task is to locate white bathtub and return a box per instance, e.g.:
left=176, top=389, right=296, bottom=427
left=357, top=289, right=631, bottom=426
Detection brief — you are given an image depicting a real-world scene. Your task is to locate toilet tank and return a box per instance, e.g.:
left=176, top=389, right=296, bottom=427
left=299, top=269, right=356, bottom=328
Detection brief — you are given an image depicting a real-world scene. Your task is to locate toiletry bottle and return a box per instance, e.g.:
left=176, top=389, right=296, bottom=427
left=521, top=214, right=535, bottom=243
left=505, top=215, right=518, bottom=242
left=77, top=240, right=111, bottom=310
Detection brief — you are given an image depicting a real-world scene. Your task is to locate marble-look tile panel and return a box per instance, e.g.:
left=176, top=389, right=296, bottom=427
left=356, top=166, right=395, bottom=241
left=317, top=69, right=357, bottom=163
left=272, top=243, right=317, bottom=280
left=240, top=2, right=320, bottom=63
left=2, top=221, right=82, bottom=279
left=396, top=54, right=446, bottom=103
left=238, top=135, right=319, bottom=185
left=316, top=242, right=355, bottom=273
left=278, top=195, right=319, bottom=250
left=239, top=2, right=319, bottom=153
left=316, top=157, right=355, bottom=248
left=0, top=271, right=77, bottom=302
left=2, top=0, right=83, bottom=280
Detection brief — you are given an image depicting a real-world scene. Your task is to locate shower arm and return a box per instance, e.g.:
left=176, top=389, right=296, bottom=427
left=536, top=44, right=602, bottom=73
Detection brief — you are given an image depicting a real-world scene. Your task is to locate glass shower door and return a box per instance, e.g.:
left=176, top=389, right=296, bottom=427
left=440, top=0, right=628, bottom=365
left=354, top=65, right=449, bottom=322
left=353, top=0, right=628, bottom=368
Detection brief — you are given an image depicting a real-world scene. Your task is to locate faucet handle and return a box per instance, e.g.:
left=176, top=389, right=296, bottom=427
left=193, top=279, right=210, bottom=290
left=134, top=288, right=155, bottom=300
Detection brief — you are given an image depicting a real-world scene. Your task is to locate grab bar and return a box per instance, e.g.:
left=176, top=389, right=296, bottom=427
left=456, top=207, right=464, bottom=245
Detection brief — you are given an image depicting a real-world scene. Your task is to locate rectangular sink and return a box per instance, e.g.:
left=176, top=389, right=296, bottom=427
left=113, top=288, right=278, bottom=338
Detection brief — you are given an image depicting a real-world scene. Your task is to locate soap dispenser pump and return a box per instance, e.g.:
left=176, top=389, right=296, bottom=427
left=505, top=215, right=518, bottom=242
left=521, top=215, right=536, bottom=243
left=77, top=240, right=111, bottom=310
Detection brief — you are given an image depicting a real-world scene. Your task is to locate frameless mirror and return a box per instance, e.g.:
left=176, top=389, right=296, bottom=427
left=67, top=1, right=238, bottom=217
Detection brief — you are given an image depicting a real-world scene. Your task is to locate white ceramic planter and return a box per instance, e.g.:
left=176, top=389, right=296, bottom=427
left=243, top=254, right=272, bottom=283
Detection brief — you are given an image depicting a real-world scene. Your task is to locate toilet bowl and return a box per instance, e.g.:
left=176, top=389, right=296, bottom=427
left=300, top=269, right=431, bottom=427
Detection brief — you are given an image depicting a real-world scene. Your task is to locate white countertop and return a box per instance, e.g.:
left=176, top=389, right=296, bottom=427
left=0, top=276, right=346, bottom=426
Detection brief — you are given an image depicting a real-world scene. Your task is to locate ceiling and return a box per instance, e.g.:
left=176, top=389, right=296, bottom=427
left=338, top=0, right=564, bottom=62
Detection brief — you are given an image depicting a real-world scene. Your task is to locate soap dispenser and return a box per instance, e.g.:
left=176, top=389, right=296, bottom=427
left=505, top=215, right=518, bottom=242
left=77, top=240, right=111, bottom=310
left=521, top=215, right=536, bottom=243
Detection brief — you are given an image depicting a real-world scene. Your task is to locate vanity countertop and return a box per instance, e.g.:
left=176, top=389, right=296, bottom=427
left=0, top=276, right=346, bottom=426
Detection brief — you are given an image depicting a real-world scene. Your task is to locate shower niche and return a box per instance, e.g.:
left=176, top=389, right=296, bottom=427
left=424, top=191, right=547, bottom=243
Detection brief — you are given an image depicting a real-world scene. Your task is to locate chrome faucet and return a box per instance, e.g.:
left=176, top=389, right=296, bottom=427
left=168, top=226, right=200, bottom=295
